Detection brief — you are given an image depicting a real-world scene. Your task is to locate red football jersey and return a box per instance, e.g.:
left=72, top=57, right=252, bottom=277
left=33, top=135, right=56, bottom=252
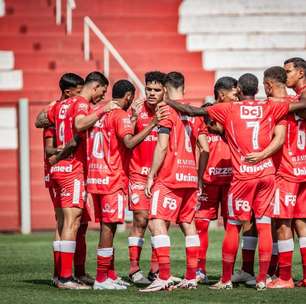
left=274, top=93, right=306, bottom=182
left=47, top=96, right=90, bottom=174
left=203, top=132, right=232, bottom=185
left=86, top=108, right=134, bottom=194
left=207, top=100, right=289, bottom=180
left=129, top=102, right=158, bottom=182
left=156, top=107, right=208, bottom=189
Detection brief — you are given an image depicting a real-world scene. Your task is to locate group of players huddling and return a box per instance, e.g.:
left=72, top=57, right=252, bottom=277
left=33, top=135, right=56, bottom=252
left=35, top=56, right=306, bottom=292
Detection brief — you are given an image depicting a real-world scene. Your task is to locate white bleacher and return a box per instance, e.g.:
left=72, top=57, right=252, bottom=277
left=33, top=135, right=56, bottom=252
left=179, top=0, right=306, bottom=97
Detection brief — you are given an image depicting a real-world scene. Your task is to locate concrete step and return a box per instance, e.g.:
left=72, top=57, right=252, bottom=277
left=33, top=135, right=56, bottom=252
left=0, top=70, right=22, bottom=90
left=187, top=33, right=306, bottom=51
left=0, top=51, right=14, bottom=70
left=180, top=0, right=306, bottom=16
left=179, top=15, right=306, bottom=34
left=203, top=50, right=306, bottom=70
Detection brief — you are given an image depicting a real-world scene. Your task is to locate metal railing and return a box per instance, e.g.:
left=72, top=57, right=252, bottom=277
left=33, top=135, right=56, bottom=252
left=55, top=2, right=145, bottom=96
left=56, top=0, right=76, bottom=34
left=83, top=17, right=145, bottom=96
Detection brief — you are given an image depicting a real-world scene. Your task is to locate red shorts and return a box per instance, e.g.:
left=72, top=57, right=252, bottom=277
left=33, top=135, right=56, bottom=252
left=195, top=184, right=229, bottom=220
left=128, top=180, right=150, bottom=211
left=51, top=172, right=85, bottom=209
left=227, top=175, right=275, bottom=221
left=149, top=182, right=198, bottom=224
left=273, top=176, right=306, bottom=219
left=48, top=186, right=60, bottom=209
left=92, top=190, right=127, bottom=224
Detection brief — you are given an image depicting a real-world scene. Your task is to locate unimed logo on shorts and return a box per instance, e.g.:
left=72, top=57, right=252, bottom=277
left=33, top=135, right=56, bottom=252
left=240, top=106, right=263, bottom=119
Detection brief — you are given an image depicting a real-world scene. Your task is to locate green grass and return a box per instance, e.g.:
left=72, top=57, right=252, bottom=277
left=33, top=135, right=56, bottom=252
left=0, top=229, right=306, bottom=304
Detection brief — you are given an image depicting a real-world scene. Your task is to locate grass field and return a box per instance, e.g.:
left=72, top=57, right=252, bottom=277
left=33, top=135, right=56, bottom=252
left=1, top=229, right=306, bottom=304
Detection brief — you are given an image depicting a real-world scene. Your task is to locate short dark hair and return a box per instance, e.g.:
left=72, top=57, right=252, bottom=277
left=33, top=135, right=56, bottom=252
left=145, top=71, right=166, bottom=86
left=164, top=71, right=184, bottom=89
left=84, top=71, right=109, bottom=86
left=112, top=79, right=135, bottom=99
left=214, top=76, right=237, bottom=100
left=238, top=73, right=258, bottom=97
left=264, top=66, right=287, bottom=84
left=284, top=57, right=306, bottom=74
left=59, top=73, right=84, bottom=92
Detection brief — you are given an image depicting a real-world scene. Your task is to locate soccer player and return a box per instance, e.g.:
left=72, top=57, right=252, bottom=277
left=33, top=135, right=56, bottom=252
left=164, top=73, right=306, bottom=290
left=268, top=58, right=306, bottom=288
left=127, top=71, right=166, bottom=284
left=141, top=72, right=209, bottom=292
left=87, top=79, right=166, bottom=290
left=195, top=77, right=237, bottom=284
left=36, top=73, right=95, bottom=286
left=46, top=71, right=111, bottom=289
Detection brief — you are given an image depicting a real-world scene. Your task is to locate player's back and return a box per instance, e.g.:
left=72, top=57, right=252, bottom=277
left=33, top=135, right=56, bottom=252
left=157, top=107, right=206, bottom=189
left=208, top=99, right=289, bottom=180
left=87, top=109, right=132, bottom=194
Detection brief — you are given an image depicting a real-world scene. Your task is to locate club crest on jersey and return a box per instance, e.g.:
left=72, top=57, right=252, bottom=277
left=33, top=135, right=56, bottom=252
left=240, top=106, right=263, bottom=119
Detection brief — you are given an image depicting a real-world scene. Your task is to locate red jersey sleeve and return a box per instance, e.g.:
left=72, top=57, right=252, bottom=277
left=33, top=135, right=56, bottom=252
left=43, top=127, right=55, bottom=138
left=47, top=101, right=57, bottom=124
left=207, top=103, right=231, bottom=125
left=114, top=110, right=134, bottom=140
left=158, top=108, right=175, bottom=129
left=271, top=102, right=289, bottom=122
left=74, top=97, right=90, bottom=117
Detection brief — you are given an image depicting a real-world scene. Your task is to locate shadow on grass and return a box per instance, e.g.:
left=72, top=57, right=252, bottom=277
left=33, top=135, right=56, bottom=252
left=22, top=279, right=52, bottom=286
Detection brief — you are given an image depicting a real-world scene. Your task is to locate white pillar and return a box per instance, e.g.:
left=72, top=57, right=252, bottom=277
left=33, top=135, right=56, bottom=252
left=19, top=98, right=31, bottom=234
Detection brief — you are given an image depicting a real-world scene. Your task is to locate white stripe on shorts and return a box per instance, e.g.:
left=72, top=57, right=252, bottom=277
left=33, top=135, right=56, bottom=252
left=227, top=193, right=234, bottom=217
left=273, top=188, right=280, bottom=215
left=118, top=194, right=123, bottom=219
left=151, top=190, right=160, bottom=216
left=72, top=179, right=81, bottom=205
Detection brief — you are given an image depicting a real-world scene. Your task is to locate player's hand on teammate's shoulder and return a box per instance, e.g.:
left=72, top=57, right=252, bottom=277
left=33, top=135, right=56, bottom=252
left=131, top=97, right=145, bottom=118
left=48, top=155, right=58, bottom=166
left=102, top=100, right=121, bottom=113
left=155, top=103, right=170, bottom=123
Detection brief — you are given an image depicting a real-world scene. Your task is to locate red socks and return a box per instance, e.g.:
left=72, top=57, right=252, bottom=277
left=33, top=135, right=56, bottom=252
left=128, top=237, right=144, bottom=274
left=150, top=237, right=159, bottom=273
left=96, top=248, right=113, bottom=283
left=195, top=219, right=209, bottom=273
left=256, top=221, right=272, bottom=282
left=222, top=222, right=241, bottom=282
left=241, top=236, right=257, bottom=275
left=278, top=239, right=294, bottom=281
left=74, top=223, right=88, bottom=277
left=53, top=241, right=61, bottom=278
left=152, top=235, right=171, bottom=280
left=185, top=235, right=200, bottom=280
left=299, top=237, right=306, bottom=280
left=59, top=240, right=76, bottom=280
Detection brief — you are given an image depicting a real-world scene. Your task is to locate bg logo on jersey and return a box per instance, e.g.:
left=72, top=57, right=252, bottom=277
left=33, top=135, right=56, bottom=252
left=240, top=106, right=263, bottom=119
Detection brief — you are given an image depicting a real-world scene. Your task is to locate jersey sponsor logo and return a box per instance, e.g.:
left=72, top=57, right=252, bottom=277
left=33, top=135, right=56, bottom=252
left=140, top=112, right=148, bottom=119
left=102, top=203, right=116, bottom=214
left=240, top=106, right=263, bottom=119
left=293, top=168, right=306, bottom=176
left=144, top=134, right=158, bottom=142
left=240, top=159, right=273, bottom=173
left=130, top=193, right=140, bottom=204
left=87, top=176, right=110, bottom=185
left=175, top=173, right=198, bottom=183
left=207, top=135, right=222, bottom=143
left=77, top=103, right=89, bottom=112
left=162, top=197, right=177, bottom=210
left=208, top=167, right=232, bottom=176
left=58, top=104, right=70, bottom=119
left=285, top=194, right=297, bottom=207
left=129, top=182, right=145, bottom=190
left=140, top=167, right=150, bottom=175
left=235, top=199, right=251, bottom=212
left=177, top=159, right=196, bottom=166
left=50, top=164, right=73, bottom=173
